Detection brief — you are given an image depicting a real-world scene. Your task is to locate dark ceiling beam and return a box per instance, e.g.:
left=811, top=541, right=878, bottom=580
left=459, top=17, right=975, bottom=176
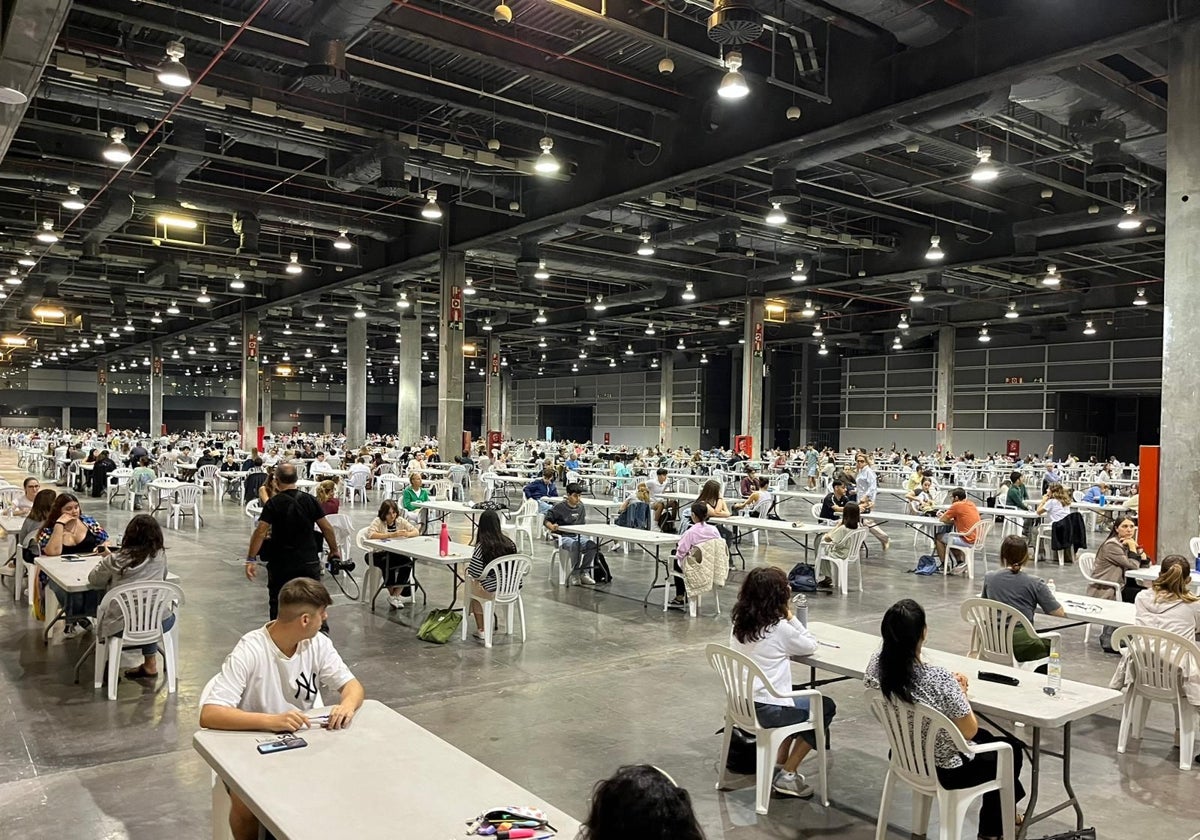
left=0, top=0, right=72, bottom=163
left=779, top=0, right=891, bottom=41
left=371, top=12, right=680, bottom=119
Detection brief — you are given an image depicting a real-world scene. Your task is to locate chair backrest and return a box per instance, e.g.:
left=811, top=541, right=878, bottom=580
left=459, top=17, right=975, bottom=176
left=97, top=580, right=185, bottom=644
left=518, top=498, right=538, bottom=517
left=196, top=464, right=219, bottom=481
left=846, top=527, right=871, bottom=559
left=960, top=597, right=1036, bottom=665
left=245, top=500, right=262, bottom=520
left=1072, top=490, right=1084, bottom=502
left=354, top=525, right=373, bottom=556
left=430, top=478, right=452, bottom=498
left=961, top=517, right=992, bottom=542
left=346, top=470, right=368, bottom=489
left=174, top=483, right=202, bottom=504
left=704, top=643, right=773, bottom=733
left=324, top=513, right=354, bottom=556
left=866, top=689, right=971, bottom=795
left=1111, top=625, right=1200, bottom=701
left=0, top=487, right=20, bottom=503
left=1076, top=551, right=1101, bottom=583
left=810, top=502, right=825, bottom=522
left=479, top=553, right=532, bottom=602
left=1190, top=537, right=1200, bottom=559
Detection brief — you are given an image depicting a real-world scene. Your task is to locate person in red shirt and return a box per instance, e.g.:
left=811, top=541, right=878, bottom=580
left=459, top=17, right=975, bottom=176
left=936, top=487, right=981, bottom=573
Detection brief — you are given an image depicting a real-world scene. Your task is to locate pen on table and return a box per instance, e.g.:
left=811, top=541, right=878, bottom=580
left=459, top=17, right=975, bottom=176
left=818, top=641, right=841, bottom=648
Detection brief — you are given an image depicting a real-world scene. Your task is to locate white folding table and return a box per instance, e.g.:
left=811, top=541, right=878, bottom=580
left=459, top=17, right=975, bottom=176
left=555, top=523, right=681, bottom=604
left=363, top=535, right=473, bottom=611
left=544, top=496, right=623, bottom=523
left=194, top=699, right=580, bottom=840
left=795, top=621, right=1122, bottom=840
left=1127, top=565, right=1200, bottom=591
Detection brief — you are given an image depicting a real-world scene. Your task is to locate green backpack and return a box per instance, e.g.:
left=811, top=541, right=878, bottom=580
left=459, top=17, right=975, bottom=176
left=416, top=608, right=462, bottom=644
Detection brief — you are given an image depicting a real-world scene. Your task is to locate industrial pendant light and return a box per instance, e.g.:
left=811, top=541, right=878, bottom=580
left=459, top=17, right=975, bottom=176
left=971, top=146, right=999, bottom=182
left=1117, top=202, right=1143, bottom=230
left=636, top=232, right=654, bottom=256
left=285, top=252, right=303, bottom=275
left=1041, top=264, right=1061, bottom=287
left=102, top=127, right=132, bottom=163
left=717, top=51, right=749, bottom=100
left=534, top=137, right=560, bottom=174
left=533, top=259, right=550, bottom=280
left=791, top=259, right=807, bottom=282
left=925, top=235, right=944, bottom=261
left=420, top=191, right=443, bottom=220
left=1005, top=301, right=1019, bottom=319
left=61, top=184, right=86, bottom=211
left=333, top=229, right=352, bottom=251
left=35, top=218, right=59, bottom=243
left=156, top=41, right=192, bottom=89
left=765, top=202, right=786, bottom=225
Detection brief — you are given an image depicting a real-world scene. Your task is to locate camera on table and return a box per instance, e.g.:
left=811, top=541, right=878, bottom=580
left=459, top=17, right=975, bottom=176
left=325, top=554, right=356, bottom=576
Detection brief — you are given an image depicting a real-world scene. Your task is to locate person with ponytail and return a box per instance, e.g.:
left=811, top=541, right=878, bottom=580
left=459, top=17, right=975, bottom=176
left=980, top=535, right=1066, bottom=664
left=865, top=599, right=1026, bottom=840
left=1133, top=554, right=1200, bottom=641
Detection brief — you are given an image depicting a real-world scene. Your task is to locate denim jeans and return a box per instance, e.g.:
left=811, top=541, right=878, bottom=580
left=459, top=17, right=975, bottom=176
left=117, top=612, right=175, bottom=657
left=558, top=535, right=597, bottom=573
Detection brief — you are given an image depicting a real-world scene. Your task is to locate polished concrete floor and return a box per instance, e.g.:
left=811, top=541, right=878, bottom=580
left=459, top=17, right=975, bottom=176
left=1, top=452, right=1196, bottom=840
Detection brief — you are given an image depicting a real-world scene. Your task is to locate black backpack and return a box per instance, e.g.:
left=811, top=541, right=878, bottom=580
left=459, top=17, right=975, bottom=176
left=592, top=550, right=611, bottom=584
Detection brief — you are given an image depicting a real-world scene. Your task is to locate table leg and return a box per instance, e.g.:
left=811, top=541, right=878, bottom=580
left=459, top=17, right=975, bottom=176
left=642, top=544, right=663, bottom=605
left=1019, top=727, right=1041, bottom=840
left=1061, top=721, right=1084, bottom=831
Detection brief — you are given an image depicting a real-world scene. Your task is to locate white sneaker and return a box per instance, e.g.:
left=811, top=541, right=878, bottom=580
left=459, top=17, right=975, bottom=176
left=61, top=622, right=83, bottom=639
left=580, top=573, right=596, bottom=585
left=387, top=596, right=405, bottom=609
left=772, top=771, right=814, bottom=798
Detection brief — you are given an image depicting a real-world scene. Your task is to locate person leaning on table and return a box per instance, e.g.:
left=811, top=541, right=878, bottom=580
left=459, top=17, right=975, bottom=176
left=980, top=535, right=1065, bottom=667
left=1090, top=515, right=1147, bottom=653
left=199, top=578, right=364, bottom=840
left=865, top=598, right=1026, bottom=840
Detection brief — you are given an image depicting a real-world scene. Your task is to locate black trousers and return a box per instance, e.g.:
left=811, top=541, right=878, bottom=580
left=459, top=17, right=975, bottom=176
left=265, top=558, right=321, bottom=620
left=935, top=729, right=1025, bottom=838
left=371, top=551, right=412, bottom=595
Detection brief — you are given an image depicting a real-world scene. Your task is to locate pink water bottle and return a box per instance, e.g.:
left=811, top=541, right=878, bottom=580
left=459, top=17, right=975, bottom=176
left=439, top=521, right=450, bottom=557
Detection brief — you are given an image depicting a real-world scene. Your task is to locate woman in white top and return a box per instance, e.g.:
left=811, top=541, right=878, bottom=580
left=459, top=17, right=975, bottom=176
left=816, top=501, right=862, bottom=588
left=1133, top=554, right=1200, bottom=640
left=366, top=499, right=419, bottom=609
left=851, top=453, right=890, bottom=549
left=729, top=566, right=836, bottom=799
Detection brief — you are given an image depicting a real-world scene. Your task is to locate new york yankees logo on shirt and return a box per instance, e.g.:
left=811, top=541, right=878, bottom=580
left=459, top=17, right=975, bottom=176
left=294, top=671, right=319, bottom=702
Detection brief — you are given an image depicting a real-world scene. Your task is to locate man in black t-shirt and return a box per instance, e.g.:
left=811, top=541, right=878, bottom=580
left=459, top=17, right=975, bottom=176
left=818, top=480, right=857, bottom=522
left=245, top=464, right=342, bottom=619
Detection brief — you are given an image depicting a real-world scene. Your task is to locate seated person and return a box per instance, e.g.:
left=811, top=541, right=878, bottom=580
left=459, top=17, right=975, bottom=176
left=130, top=456, right=156, bottom=510
left=733, top=477, right=774, bottom=516
left=582, top=765, right=705, bottom=840
left=980, top=536, right=1065, bottom=666
left=367, top=500, right=419, bottom=609
left=310, top=452, right=333, bottom=477
left=730, top=566, right=836, bottom=799
left=1081, top=483, right=1110, bottom=504
left=37, top=493, right=110, bottom=636
left=465, top=510, right=518, bottom=641
left=199, top=579, right=364, bottom=840
left=614, top=482, right=652, bottom=530
left=670, top=502, right=722, bottom=606
left=904, top=477, right=937, bottom=514
left=400, top=473, right=430, bottom=525
left=739, top=467, right=759, bottom=498
left=523, top=468, right=559, bottom=515
left=817, top=501, right=863, bottom=588
left=818, top=480, right=855, bottom=522
left=865, top=599, right=1026, bottom=840
left=87, top=514, right=175, bottom=682
left=545, top=484, right=598, bottom=585
left=14, top=476, right=40, bottom=515
left=936, top=488, right=980, bottom=574
left=90, top=450, right=117, bottom=498
left=347, top=457, right=372, bottom=488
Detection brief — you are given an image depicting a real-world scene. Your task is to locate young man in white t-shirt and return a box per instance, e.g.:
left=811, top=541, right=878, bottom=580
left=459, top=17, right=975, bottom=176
left=199, top=579, right=365, bottom=840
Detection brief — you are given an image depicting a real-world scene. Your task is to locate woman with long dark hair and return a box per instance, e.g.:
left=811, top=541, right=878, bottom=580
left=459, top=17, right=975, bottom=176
left=1091, top=515, right=1147, bottom=652
left=865, top=599, right=1026, bottom=840
left=37, top=492, right=109, bottom=557
left=466, top=509, right=518, bottom=640
left=980, top=536, right=1065, bottom=663
left=88, top=514, right=173, bottom=682
left=816, top=501, right=863, bottom=589
left=367, top=498, right=418, bottom=609
left=729, top=566, right=836, bottom=799
left=580, top=765, right=705, bottom=840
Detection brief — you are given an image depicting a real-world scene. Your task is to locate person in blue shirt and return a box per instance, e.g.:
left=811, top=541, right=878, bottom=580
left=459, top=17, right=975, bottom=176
left=1082, top=483, right=1110, bottom=504
left=564, top=455, right=582, bottom=473
left=524, top=468, right=559, bottom=514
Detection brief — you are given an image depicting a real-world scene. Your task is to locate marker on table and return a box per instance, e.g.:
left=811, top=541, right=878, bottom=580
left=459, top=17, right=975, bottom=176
left=818, top=641, right=841, bottom=649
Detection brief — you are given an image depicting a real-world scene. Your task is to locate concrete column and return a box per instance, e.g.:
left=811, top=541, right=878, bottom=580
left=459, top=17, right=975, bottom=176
left=397, top=307, right=422, bottom=443
left=261, top=376, right=273, bottom=435
left=346, top=316, right=367, bottom=447
left=436, top=250, right=466, bottom=453
left=659, top=352, right=674, bottom=448
left=500, top=370, right=513, bottom=438
left=239, top=312, right=259, bottom=449
left=204, top=411, right=212, bottom=433
left=741, top=298, right=765, bottom=457
left=149, top=340, right=165, bottom=438
left=762, top=349, right=774, bottom=450
left=729, top=347, right=742, bottom=439
left=935, top=326, right=955, bottom=454
left=61, top=406, right=71, bottom=431
left=1159, top=20, right=1200, bottom=559
left=323, top=414, right=332, bottom=435
left=797, top=344, right=813, bottom=446
left=96, top=361, right=109, bottom=432
left=484, top=335, right=501, bottom=438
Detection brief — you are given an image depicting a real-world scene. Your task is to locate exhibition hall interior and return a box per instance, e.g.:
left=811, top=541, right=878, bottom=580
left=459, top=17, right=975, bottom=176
left=0, top=2, right=1197, bottom=839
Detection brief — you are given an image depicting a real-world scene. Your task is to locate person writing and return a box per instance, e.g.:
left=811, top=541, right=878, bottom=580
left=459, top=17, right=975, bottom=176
left=199, top=579, right=364, bottom=840
left=865, top=599, right=1026, bottom=840
left=245, top=464, right=341, bottom=621
left=729, top=566, right=836, bottom=799
left=466, top=509, right=518, bottom=640
left=401, top=472, right=430, bottom=525
left=980, top=536, right=1065, bottom=666
left=905, top=476, right=937, bottom=514
left=523, top=468, right=559, bottom=515
left=544, top=483, right=598, bottom=585
left=366, top=499, right=419, bottom=609
left=670, top=501, right=722, bottom=606
left=936, top=487, right=981, bottom=574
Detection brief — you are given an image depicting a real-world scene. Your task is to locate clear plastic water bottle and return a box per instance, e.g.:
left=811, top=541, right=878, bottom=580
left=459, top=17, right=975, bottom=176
left=792, top=593, right=808, bottom=627
left=1047, top=578, right=1056, bottom=594
left=1045, top=645, right=1062, bottom=698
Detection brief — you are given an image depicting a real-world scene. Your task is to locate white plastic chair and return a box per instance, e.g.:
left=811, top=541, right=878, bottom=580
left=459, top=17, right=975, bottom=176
left=195, top=465, right=220, bottom=503
left=323, top=513, right=355, bottom=562
left=867, top=689, right=1016, bottom=840
left=378, top=473, right=404, bottom=502
left=811, top=502, right=835, bottom=526
left=815, top=528, right=870, bottom=595
left=706, top=643, right=829, bottom=814
left=1112, top=625, right=1200, bottom=771
left=343, top=470, right=369, bottom=505
left=430, top=478, right=452, bottom=500
left=1031, top=523, right=1056, bottom=565
left=501, top=499, right=538, bottom=554
left=960, top=597, right=1059, bottom=672
left=244, top=499, right=262, bottom=528
left=170, top=484, right=204, bottom=530
left=1190, top=537, right=1200, bottom=559
left=740, top=494, right=775, bottom=547
left=106, top=467, right=133, bottom=506
left=1073, top=551, right=1114, bottom=644
left=944, top=518, right=993, bottom=579
left=460, top=553, right=531, bottom=648
left=92, top=581, right=184, bottom=701
left=355, top=526, right=382, bottom=604
left=667, top=541, right=729, bottom=616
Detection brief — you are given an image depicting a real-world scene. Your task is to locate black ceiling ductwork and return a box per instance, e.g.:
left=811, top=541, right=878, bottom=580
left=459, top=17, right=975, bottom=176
left=144, top=262, right=180, bottom=289
left=707, top=0, right=764, bottom=45
left=768, top=167, right=800, bottom=205
left=822, top=0, right=960, bottom=47
left=301, top=37, right=353, bottom=95
left=110, top=289, right=127, bottom=318
left=1069, top=109, right=1129, bottom=183
left=329, top=139, right=516, bottom=199
left=652, top=216, right=741, bottom=247
left=81, top=192, right=135, bottom=258
left=231, top=211, right=261, bottom=255
left=300, top=0, right=393, bottom=93
left=1011, top=196, right=1165, bottom=251
left=715, top=231, right=741, bottom=258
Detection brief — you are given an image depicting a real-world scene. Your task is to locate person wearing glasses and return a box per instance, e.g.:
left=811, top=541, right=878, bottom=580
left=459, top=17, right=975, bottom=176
left=14, top=477, right=40, bottom=515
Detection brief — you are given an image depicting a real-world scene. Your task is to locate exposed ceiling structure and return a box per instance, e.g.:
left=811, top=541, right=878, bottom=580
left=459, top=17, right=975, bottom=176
left=0, top=0, right=1185, bottom=388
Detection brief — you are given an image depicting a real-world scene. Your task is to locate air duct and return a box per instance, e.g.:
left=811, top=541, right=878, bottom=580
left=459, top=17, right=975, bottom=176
left=818, top=0, right=958, bottom=47
left=81, top=193, right=135, bottom=258
left=707, top=0, right=764, bottom=45
left=1068, top=110, right=1129, bottom=183
left=768, top=167, right=800, bottom=205
left=232, top=211, right=261, bottom=255
left=144, top=262, right=180, bottom=288
left=301, top=37, right=352, bottom=94
left=301, top=0, right=393, bottom=94
left=331, top=140, right=409, bottom=193
left=652, top=216, right=741, bottom=247
left=715, top=231, right=741, bottom=258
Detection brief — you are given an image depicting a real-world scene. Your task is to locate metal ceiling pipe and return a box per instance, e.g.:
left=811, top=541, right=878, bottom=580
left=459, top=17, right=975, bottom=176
left=652, top=216, right=741, bottom=246
left=81, top=192, right=135, bottom=258
left=820, top=0, right=959, bottom=47
left=329, top=139, right=515, bottom=199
